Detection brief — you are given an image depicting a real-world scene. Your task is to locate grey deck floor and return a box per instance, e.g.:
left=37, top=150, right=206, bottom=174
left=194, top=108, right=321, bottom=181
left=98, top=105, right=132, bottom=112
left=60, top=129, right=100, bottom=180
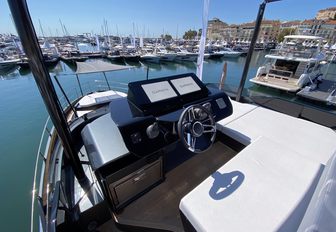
left=297, top=79, right=336, bottom=103
left=109, top=141, right=237, bottom=231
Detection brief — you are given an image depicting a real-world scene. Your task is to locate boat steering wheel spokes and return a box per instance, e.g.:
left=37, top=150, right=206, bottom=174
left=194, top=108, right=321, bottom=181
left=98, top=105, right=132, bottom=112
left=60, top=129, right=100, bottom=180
left=177, top=105, right=216, bottom=153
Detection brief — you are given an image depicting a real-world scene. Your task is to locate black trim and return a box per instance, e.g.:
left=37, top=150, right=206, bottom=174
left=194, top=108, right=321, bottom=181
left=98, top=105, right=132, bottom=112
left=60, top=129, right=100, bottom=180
left=180, top=211, right=197, bottom=232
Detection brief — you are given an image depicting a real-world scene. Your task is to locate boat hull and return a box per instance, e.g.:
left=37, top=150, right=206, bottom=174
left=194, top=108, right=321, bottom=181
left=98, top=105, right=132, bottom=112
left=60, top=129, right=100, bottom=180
left=175, top=54, right=198, bottom=62
left=208, top=53, right=224, bottom=59
left=61, top=56, right=88, bottom=63
left=158, top=54, right=176, bottom=62
left=18, top=57, right=60, bottom=69
left=106, top=55, right=123, bottom=62
left=0, top=59, right=20, bottom=70
left=122, top=55, right=140, bottom=62
left=222, top=52, right=242, bottom=58
left=140, top=55, right=161, bottom=63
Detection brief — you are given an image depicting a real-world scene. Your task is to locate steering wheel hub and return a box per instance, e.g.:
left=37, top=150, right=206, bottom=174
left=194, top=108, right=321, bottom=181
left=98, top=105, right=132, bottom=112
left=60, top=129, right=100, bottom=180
left=192, top=121, right=204, bottom=137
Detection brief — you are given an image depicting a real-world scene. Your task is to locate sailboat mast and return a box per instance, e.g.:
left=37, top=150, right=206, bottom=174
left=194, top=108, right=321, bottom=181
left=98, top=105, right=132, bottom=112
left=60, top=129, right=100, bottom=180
left=38, top=19, right=45, bottom=38
left=132, top=22, right=136, bottom=47
left=59, top=19, right=65, bottom=36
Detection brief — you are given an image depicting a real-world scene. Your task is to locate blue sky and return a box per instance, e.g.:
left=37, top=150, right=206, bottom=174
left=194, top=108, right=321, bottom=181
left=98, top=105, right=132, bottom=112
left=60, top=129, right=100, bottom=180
left=0, top=0, right=335, bottom=37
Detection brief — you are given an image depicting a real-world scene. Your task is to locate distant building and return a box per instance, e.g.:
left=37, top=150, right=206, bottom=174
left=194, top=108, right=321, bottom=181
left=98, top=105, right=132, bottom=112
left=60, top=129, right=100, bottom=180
left=206, top=7, right=336, bottom=44
left=237, top=20, right=280, bottom=42
left=316, top=7, right=336, bottom=20
left=222, top=25, right=239, bottom=42
left=319, top=20, right=336, bottom=43
left=297, top=19, right=315, bottom=35
left=207, top=18, right=228, bottom=40
left=280, top=20, right=301, bottom=32
left=298, top=19, right=336, bottom=43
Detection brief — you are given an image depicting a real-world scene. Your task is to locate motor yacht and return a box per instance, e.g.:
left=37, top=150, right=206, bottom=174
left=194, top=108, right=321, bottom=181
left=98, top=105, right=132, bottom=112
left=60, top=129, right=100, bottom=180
left=173, top=47, right=198, bottom=62
left=140, top=48, right=161, bottom=63
left=250, top=35, right=327, bottom=92
left=218, top=47, right=242, bottom=58
left=0, top=56, right=20, bottom=71
left=8, top=1, right=336, bottom=232
left=155, top=46, right=177, bottom=62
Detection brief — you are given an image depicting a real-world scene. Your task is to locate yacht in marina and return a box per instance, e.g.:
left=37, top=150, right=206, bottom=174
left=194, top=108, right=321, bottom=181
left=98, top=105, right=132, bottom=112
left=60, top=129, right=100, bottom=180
left=296, top=54, right=336, bottom=107
left=0, top=56, right=20, bottom=71
left=59, top=43, right=88, bottom=63
left=106, top=50, right=123, bottom=62
left=0, top=46, right=21, bottom=71
left=154, top=46, right=177, bottom=62
left=250, top=35, right=327, bottom=92
left=8, top=1, right=336, bottom=232
left=219, top=47, right=242, bottom=58
left=17, top=53, right=60, bottom=69
left=173, top=47, right=198, bottom=62
left=140, top=47, right=161, bottom=63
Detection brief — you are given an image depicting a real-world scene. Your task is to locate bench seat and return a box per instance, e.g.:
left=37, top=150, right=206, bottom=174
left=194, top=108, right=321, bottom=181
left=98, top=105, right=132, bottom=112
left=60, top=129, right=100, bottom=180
left=180, top=137, right=323, bottom=231
left=180, top=100, right=336, bottom=231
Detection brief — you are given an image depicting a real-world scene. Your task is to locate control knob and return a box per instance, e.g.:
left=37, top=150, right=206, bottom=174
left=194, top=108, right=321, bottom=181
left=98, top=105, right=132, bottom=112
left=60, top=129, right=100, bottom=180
left=146, top=122, right=160, bottom=139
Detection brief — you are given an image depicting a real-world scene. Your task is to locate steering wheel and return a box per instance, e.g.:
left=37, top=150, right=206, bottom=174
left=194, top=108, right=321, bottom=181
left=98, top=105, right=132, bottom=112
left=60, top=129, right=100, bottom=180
left=177, top=104, right=216, bottom=153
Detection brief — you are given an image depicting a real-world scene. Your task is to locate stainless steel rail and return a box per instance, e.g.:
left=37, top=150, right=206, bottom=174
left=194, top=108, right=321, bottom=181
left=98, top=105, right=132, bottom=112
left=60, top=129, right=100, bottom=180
left=30, top=79, right=128, bottom=232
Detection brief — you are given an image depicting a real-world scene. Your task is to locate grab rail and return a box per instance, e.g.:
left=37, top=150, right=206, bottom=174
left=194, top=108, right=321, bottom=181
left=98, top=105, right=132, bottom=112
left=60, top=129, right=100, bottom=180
left=268, top=48, right=317, bottom=59
left=31, top=77, right=129, bottom=232
left=31, top=116, right=52, bottom=232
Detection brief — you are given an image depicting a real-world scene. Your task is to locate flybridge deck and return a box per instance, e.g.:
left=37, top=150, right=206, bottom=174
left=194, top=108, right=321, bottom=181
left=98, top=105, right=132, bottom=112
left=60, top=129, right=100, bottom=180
left=9, top=0, right=336, bottom=231
left=29, top=60, right=336, bottom=232
left=36, top=69, right=336, bottom=231
left=67, top=93, right=336, bottom=232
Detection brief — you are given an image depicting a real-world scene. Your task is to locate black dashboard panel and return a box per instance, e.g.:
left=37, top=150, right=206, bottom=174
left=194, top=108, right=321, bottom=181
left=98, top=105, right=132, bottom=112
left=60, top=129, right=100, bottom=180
left=109, top=73, right=233, bottom=156
left=127, top=73, right=209, bottom=117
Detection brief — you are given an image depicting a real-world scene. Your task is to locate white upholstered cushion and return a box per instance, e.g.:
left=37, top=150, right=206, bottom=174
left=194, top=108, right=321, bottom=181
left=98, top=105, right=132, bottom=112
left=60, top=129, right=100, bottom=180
left=298, top=152, right=336, bottom=232
left=180, top=137, right=324, bottom=232
left=217, top=103, right=336, bottom=165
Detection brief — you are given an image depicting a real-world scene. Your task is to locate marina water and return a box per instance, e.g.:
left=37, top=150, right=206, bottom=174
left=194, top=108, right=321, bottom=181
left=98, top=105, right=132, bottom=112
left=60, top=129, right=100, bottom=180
left=0, top=51, right=335, bottom=231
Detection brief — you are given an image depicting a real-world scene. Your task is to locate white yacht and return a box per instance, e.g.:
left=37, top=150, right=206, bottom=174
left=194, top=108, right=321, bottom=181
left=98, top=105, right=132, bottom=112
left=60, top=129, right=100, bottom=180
left=250, top=35, right=327, bottom=92
left=173, top=47, right=198, bottom=62
left=218, top=47, right=242, bottom=58
left=154, top=46, right=177, bottom=62
left=140, top=47, right=161, bottom=63
left=0, top=56, right=20, bottom=70
left=8, top=1, right=336, bottom=232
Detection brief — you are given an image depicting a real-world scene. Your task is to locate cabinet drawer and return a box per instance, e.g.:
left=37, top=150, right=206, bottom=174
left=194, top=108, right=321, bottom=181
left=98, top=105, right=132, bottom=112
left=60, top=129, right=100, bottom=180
left=108, top=157, right=162, bottom=208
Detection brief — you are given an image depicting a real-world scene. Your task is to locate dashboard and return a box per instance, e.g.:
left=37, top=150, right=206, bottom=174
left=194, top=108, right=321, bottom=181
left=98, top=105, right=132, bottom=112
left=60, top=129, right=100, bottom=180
left=81, top=72, right=233, bottom=211
left=109, top=73, right=233, bottom=156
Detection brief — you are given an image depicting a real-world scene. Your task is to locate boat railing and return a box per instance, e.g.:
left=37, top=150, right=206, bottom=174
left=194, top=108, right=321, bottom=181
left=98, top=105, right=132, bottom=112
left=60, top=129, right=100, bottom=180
left=31, top=75, right=130, bottom=232
left=268, top=48, right=315, bottom=59
left=31, top=116, right=59, bottom=232
left=267, top=68, right=293, bottom=80
left=54, top=75, right=129, bottom=117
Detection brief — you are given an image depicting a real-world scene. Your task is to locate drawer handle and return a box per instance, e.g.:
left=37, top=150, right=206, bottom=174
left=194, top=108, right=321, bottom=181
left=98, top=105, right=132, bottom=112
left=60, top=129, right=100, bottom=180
left=133, top=173, right=146, bottom=182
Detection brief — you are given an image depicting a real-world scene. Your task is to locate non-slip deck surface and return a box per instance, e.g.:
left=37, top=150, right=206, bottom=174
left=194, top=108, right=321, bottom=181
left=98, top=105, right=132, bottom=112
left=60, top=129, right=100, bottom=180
left=115, top=141, right=237, bottom=231
left=297, top=79, right=336, bottom=104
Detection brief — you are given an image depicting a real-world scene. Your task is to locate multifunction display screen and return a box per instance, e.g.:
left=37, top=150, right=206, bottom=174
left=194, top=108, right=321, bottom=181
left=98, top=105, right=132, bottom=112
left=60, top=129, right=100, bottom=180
left=141, top=77, right=202, bottom=103
left=141, top=81, right=177, bottom=103
left=170, top=76, right=201, bottom=95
